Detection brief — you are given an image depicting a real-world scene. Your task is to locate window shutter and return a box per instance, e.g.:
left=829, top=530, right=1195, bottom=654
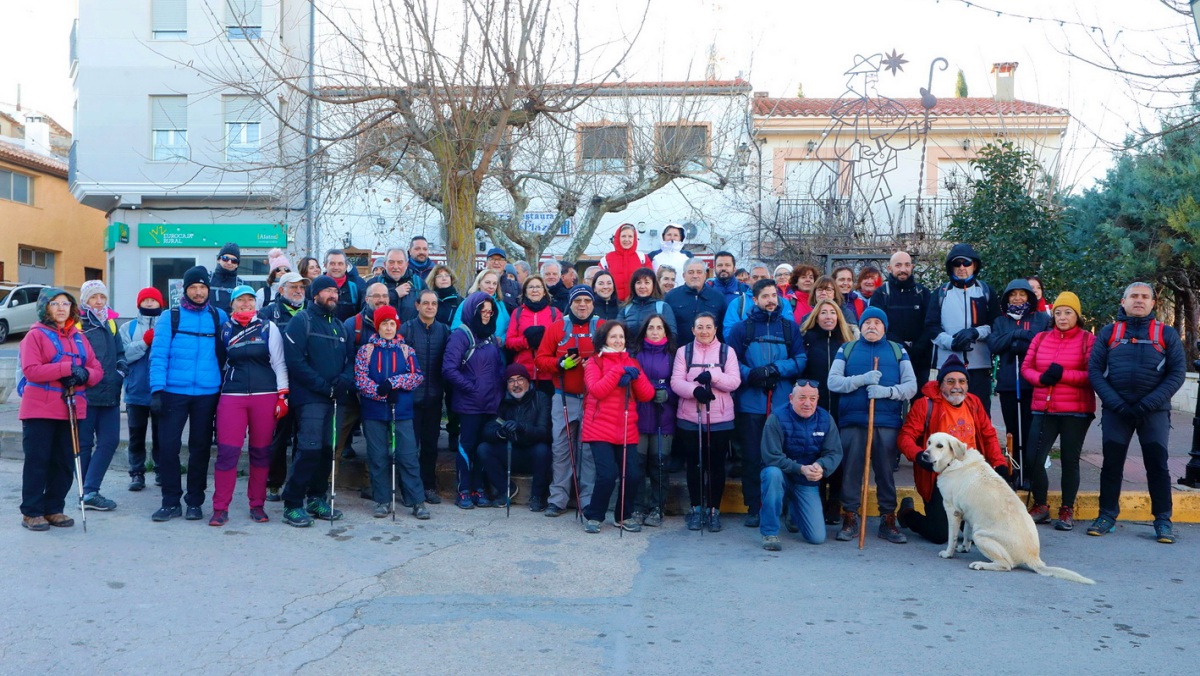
left=226, top=0, right=263, bottom=26
left=223, top=95, right=262, bottom=123
left=150, top=96, right=188, bottom=130
left=152, top=0, right=187, bottom=32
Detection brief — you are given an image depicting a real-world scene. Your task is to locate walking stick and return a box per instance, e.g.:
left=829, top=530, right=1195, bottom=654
left=559, top=380, right=583, bottom=523
left=705, top=401, right=714, bottom=530
left=1014, top=358, right=1024, bottom=489
left=391, top=403, right=397, bottom=522
left=65, top=386, right=87, bottom=534
left=505, top=433, right=513, bottom=518
left=619, top=384, right=631, bottom=538
left=696, top=400, right=705, bottom=537
left=330, top=398, right=338, bottom=533
left=858, top=357, right=879, bottom=549
left=655, top=403, right=664, bottom=521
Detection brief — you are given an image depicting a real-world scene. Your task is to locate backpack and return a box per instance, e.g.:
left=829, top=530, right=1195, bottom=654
left=170, top=305, right=227, bottom=365
left=456, top=324, right=497, bottom=367
left=738, top=311, right=796, bottom=354
left=685, top=341, right=729, bottom=371
left=556, top=315, right=600, bottom=349
left=16, top=326, right=89, bottom=397
left=1108, top=319, right=1164, bottom=354
left=840, top=339, right=904, bottom=364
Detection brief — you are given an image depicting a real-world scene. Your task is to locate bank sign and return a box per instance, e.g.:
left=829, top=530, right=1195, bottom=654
left=138, top=223, right=288, bottom=248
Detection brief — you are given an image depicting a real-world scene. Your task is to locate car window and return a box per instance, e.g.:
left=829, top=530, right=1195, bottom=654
left=12, top=289, right=32, bottom=306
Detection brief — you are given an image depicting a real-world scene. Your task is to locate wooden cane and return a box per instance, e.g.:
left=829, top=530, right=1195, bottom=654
left=858, top=357, right=879, bottom=549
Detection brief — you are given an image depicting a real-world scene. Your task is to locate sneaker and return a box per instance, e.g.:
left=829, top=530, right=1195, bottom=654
left=762, top=535, right=782, bottom=551
left=472, top=491, right=493, bottom=508
left=82, top=492, right=117, bottom=511
left=128, top=474, right=146, bottom=492
left=1154, top=519, right=1176, bottom=544
left=1055, top=506, right=1074, bottom=531
left=283, top=507, right=314, bottom=527
left=877, top=513, right=907, bottom=544
left=707, top=509, right=722, bottom=533
left=1028, top=503, right=1051, bottom=524
left=22, top=516, right=50, bottom=531
left=744, top=512, right=760, bottom=528
left=265, top=489, right=282, bottom=503
left=456, top=492, right=475, bottom=510
left=528, top=496, right=547, bottom=513
left=619, top=518, right=643, bottom=533
left=836, top=511, right=858, bottom=541
left=305, top=498, right=343, bottom=521
left=425, top=489, right=442, bottom=505
left=583, top=519, right=601, bottom=534
left=185, top=506, right=203, bottom=521
left=412, top=503, right=431, bottom=520
left=544, top=503, right=565, bottom=517
left=209, top=510, right=229, bottom=527
left=643, top=508, right=663, bottom=528
left=1087, top=515, right=1116, bottom=537
left=152, top=505, right=182, bottom=522
left=630, top=511, right=646, bottom=526
left=374, top=503, right=391, bottom=518
left=44, top=513, right=74, bottom=528
left=785, top=513, right=800, bottom=534
left=685, top=507, right=703, bottom=531
left=250, top=507, right=270, bottom=523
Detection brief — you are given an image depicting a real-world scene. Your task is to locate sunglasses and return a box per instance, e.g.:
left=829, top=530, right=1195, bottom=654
left=950, top=259, right=973, bottom=268
left=219, top=255, right=239, bottom=264
left=795, top=379, right=820, bottom=389
left=276, top=267, right=291, bottom=273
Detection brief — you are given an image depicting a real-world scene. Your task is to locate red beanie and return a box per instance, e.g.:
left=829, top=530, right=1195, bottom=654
left=137, top=287, right=165, bottom=307
left=374, top=305, right=399, bottom=327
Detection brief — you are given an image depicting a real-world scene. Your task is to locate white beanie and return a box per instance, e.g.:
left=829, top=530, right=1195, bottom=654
left=79, top=280, right=109, bottom=307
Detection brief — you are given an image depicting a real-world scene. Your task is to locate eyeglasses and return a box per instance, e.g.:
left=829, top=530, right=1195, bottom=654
left=47, top=301, right=73, bottom=309
left=795, top=379, right=820, bottom=389
left=950, top=259, right=973, bottom=268
left=507, top=377, right=528, bottom=386
left=219, top=255, right=239, bottom=264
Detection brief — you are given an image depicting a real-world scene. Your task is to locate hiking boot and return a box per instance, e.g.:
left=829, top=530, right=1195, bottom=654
left=208, top=510, right=229, bottom=527
left=456, top=492, right=475, bottom=509
left=1154, top=519, right=1176, bottom=544
left=412, top=503, right=431, bottom=520
left=528, top=496, right=547, bottom=513
left=1028, top=503, right=1051, bottom=524
left=249, top=507, right=269, bottom=523
left=630, top=511, right=646, bottom=526
left=1055, top=506, right=1074, bottom=531
left=898, top=497, right=915, bottom=524
left=619, top=518, right=643, bottom=533
left=707, top=509, right=722, bottom=533
left=128, top=474, right=146, bottom=492
left=82, top=492, right=117, bottom=511
left=784, top=513, right=800, bottom=534
left=685, top=507, right=703, bottom=531
left=305, top=498, right=342, bottom=521
left=265, top=489, right=282, bottom=502
left=283, top=507, right=313, bottom=528
left=185, top=506, right=203, bottom=521
left=151, top=505, right=182, bottom=522
left=425, top=489, right=442, bottom=505
left=744, top=512, right=760, bottom=528
left=836, top=511, right=858, bottom=541
left=373, top=503, right=391, bottom=518
left=472, top=491, right=493, bottom=508
left=544, top=503, right=566, bottom=517
left=1087, top=515, right=1116, bottom=537
left=643, top=508, right=663, bottom=528
left=877, top=513, right=907, bottom=544
left=44, top=513, right=74, bottom=528
left=584, top=519, right=602, bottom=534
left=22, top=516, right=50, bottom=532
left=762, top=535, right=782, bottom=551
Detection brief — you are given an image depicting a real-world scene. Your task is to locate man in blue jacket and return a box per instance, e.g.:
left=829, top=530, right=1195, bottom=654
left=149, top=266, right=228, bottom=522
left=727, top=279, right=806, bottom=527
left=1086, top=282, right=1186, bottom=543
left=722, top=262, right=794, bottom=340
left=281, top=275, right=356, bottom=527
left=706, top=251, right=749, bottom=306
left=665, top=259, right=726, bottom=344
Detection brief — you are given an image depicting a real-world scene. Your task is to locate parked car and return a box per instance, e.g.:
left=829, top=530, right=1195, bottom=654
left=0, top=284, right=49, bottom=343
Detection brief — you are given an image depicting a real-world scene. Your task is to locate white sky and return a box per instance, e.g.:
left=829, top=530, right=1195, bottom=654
left=1, top=0, right=1191, bottom=191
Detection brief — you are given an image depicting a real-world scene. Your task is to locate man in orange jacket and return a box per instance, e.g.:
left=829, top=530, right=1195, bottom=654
left=896, top=355, right=1009, bottom=544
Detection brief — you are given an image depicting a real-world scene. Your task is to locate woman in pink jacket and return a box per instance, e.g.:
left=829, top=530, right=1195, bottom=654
left=1020, top=291, right=1095, bottom=531
left=505, top=275, right=561, bottom=396
left=18, top=287, right=103, bottom=531
left=671, top=312, right=742, bottom=532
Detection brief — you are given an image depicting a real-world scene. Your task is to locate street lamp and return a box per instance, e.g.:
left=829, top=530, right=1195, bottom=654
left=1192, top=0, right=1200, bottom=42
left=1182, top=339, right=1200, bottom=487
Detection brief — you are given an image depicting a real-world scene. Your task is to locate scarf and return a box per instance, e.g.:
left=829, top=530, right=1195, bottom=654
left=1006, top=302, right=1030, bottom=318
left=600, top=345, right=624, bottom=354
left=232, top=310, right=257, bottom=326
left=181, top=297, right=207, bottom=312
left=139, top=307, right=163, bottom=317
left=645, top=336, right=668, bottom=346
left=523, top=297, right=550, bottom=313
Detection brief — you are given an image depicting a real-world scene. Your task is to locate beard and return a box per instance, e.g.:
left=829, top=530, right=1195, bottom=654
left=944, top=391, right=966, bottom=406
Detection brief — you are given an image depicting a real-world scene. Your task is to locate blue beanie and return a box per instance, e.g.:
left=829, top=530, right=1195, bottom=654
left=859, top=306, right=888, bottom=330
left=309, top=275, right=338, bottom=297
left=568, top=285, right=595, bottom=304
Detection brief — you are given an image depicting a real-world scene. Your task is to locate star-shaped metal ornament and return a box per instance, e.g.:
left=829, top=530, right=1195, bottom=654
left=882, top=49, right=908, bottom=76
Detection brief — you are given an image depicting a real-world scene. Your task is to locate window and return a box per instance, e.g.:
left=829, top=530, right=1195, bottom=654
left=19, top=248, right=50, bottom=268
left=226, top=0, right=262, bottom=40
left=152, top=0, right=187, bottom=40
left=151, top=257, right=196, bottom=308
left=0, top=169, right=33, bottom=205
left=223, top=95, right=263, bottom=162
left=150, top=95, right=189, bottom=161
left=84, top=267, right=104, bottom=282
left=657, top=124, right=709, bottom=172
left=580, top=125, right=628, bottom=172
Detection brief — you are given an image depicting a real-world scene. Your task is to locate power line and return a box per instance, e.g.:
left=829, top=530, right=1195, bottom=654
left=938, top=0, right=1178, bottom=35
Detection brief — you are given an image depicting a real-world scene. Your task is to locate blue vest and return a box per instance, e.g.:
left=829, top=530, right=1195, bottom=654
left=838, top=338, right=906, bottom=428
left=221, top=319, right=276, bottom=395
left=775, top=404, right=833, bottom=487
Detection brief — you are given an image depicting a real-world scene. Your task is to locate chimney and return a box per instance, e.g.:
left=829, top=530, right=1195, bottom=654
left=23, top=115, right=53, bottom=156
left=991, top=62, right=1018, bottom=102
left=753, top=91, right=769, bottom=98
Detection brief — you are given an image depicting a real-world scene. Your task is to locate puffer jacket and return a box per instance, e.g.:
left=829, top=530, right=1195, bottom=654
left=367, top=270, right=426, bottom=323
left=18, top=319, right=103, bottom=421
left=442, top=292, right=505, bottom=415
left=987, top=280, right=1051, bottom=394
left=581, top=350, right=655, bottom=444
left=592, top=292, right=621, bottom=322
left=78, top=310, right=126, bottom=407
left=925, top=242, right=1000, bottom=369
left=284, top=301, right=353, bottom=406
left=505, top=301, right=562, bottom=383
left=801, top=326, right=847, bottom=422
left=664, top=283, right=727, bottom=344
left=354, top=335, right=424, bottom=421
left=209, top=267, right=244, bottom=314
left=1021, top=326, right=1096, bottom=415
left=1088, top=309, right=1186, bottom=413
left=619, top=296, right=677, bottom=336
left=150, top=305, right=228, bottom=396
left=632, top=339, right=677, bottom=435
left=451, top=291, right=510, bottom=347
left=332, top=267, right=367, bottom=322
left=482, top=390, right=553, bottom=447
left=400, top=317, right=449, bottom=406
left=121, top=311, right=159, bottom=406
left=722, top=293, right=795, bottom=341
left=898, top=380, right=1005, bottom=503
left=827, top=337, right=918, bottom=428
left=670, top=338, right=742, bottom=425
left=727, top=306, right=806, bottom=415
left=599, top=225, right=652, bottom=302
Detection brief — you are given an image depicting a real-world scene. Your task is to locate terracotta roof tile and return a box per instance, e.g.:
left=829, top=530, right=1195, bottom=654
left=753, top=97, right=1066, bottom=117
left=0, top=139, right=69, bottom=178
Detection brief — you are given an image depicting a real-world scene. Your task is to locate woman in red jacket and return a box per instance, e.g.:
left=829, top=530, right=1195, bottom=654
left=599, top=223, right=651, bottom=303
left=1020, top=291, right=1095, bottom=531
left=582, top=320, right=655, bottom=534
left=505, top=275, right=561, bottom=395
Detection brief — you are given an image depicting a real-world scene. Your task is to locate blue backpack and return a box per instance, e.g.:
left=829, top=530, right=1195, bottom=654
left=17, top=326, right=89, bottom=397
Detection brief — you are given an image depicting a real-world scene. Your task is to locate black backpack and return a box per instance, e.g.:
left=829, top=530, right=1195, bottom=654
left=170, top=305, right=226, bottom=366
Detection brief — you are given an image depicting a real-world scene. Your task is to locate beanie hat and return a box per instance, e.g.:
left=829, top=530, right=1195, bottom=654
left=858, top=305, right=888, bottom=330
left=505, top=363, right=531, bottom=382
left=568, top=285, right=595, bottom=304
left=218, top=242, right=241, bottom=260
left=231, top=285, right=256, bottom=301
left=773, top=263, right=793, bottom=277
left=505, top=263, right=517, bottom=277
left=373, top=305, right=399, bottom=327
left=137, top=287, right=165, bottom=307
left=371, top=256, right=386, bottom=270
left=183, top=265, right=210, bottom=290
left=268, top=248, right=292, bottom=273
left=79, top=280, right=108, bottom=307
left=309, top=275, right=338, bottom=297
left=1053, top=291, right=1082, bottom=318
left=938, top=354, right=969, bottom=384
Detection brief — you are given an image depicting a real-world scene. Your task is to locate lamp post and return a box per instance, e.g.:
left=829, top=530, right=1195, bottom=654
left=1181, top=340, right=1200, bottom=487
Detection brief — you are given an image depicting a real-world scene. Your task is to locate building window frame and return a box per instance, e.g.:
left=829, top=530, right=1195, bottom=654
left=578, top=123, right=630, bottom=174
left=656, top=122, right=711, bottom=173
left=225, top=0, right=263, bottom=40
left=0, top=169, right=34, bottom=205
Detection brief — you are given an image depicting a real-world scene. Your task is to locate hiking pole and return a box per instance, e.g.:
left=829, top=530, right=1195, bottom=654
left=858, top=357, right=879, bottom=550
left=330, top=398, right=338, bottom=533
left=560, top=384, right=583, bottom=523
left=696, top=400, right=705, bottom=537
left=391, top=404, right=397, bottom=522
left=619, top=385, right=631, bottom=538
left=656, top=403, right=664, bottom=522
left=65, top=386, right=87, bottom=534
left=505, top=432, right=513, bottom=518
left=1014, top=358, right=1024, bottom=489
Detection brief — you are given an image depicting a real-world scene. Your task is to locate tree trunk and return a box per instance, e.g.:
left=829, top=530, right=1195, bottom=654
left=443, top=172, right=481, bottom=292
left=1181, top=287, right=1200, bottom=367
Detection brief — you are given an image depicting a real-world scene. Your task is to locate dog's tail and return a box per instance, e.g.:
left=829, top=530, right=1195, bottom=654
left=1029, top=560, right=1095, bottom=585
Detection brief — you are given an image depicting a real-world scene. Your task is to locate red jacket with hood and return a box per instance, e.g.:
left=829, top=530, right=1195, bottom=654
left=600, top=224, right=651, bottom=302
left=582, top=349, right=655, bottom=444
left=898, top=380, right=1005, bottom=503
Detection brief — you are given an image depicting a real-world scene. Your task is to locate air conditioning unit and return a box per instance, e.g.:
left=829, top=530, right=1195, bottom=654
left=682, top=220, right=711, bottom=245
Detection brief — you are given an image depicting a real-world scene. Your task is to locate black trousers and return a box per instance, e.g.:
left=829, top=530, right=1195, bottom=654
left=282, top=401, right=336, bottom=510
left=413, top=398, right=443, bottom=492
left=20, top=419, right=75, bottom=518
left=157, top=392, right=219, bottom=509
left=899, top=484, right=950, bottom=545
left=126, top=403, right=161, bottom=476
left=267, top=406, right=297, bottom=489
left=998, top=390, right=1033, bottom=478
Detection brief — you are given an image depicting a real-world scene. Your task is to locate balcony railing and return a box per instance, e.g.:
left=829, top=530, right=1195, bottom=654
left=894, top=196, right=959, bottom=240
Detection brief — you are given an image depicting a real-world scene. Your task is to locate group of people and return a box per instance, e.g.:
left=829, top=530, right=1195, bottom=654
left=16, top=227, right=1185, bottom=549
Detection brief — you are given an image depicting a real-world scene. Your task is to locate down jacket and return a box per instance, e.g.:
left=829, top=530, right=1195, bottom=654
left=986, top=279, right=1051, bottom=394
left=442, top=292, right=505, bottom=415
left=581, top=350, right=655, bottom=444
left=121, top=311, right=159, bottom=406
left=78, top=310, right=126, bottom=407
left=670, top=338, right=742, bottom=425
left=1021, top=325, right=1096, bottom=415
left=1088, top=309, right=1187, bottom=414
left=632, top=339, right=678, bottom=435
left=19, top=320, right=104, bottom=421
left=482, top=390, right=553, bottom=447
left=505, top=301, right=562, bottom=384
left=898, top=380, right=1005, bottom=503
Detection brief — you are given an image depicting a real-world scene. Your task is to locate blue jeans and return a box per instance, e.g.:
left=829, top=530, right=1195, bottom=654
left=759, top=466, right=826, bottom=544
left=79, top=404, right=121, bottom=494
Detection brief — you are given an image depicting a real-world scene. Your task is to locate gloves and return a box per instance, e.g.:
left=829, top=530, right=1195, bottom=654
left=763, top=364, right=780, bottom=384
left=70, top=366, right=90, bottom=386
left=653, top=388, right=669, bottom=404
left=993, top=464, right=1012, bottom=482
left=618, top=366, right=639, bottom=388
left=150, top=391, right=164, bottom=416
left=1133, top=401, right=1155, bottom=419
left=143, top=328, right=155, bottom=346
left=914, top=454, right=936, bottom=472
left=1112, top=402, right=1137, bottom=421
left=694, top=370, right=712, bottom=386
left=951, top=328, right=980, bottom=352
left=558, top=354, right=580, bottom=371
left=747, top=367, right=770, bottom=387
left=275, top=391, right=289, bottom=420
left=376, top=380, right=393, bottom=398
left=866, top=385, right=893, bottom=400
left=502, top=420, right=519, bottom=438
left=334, top=375, right=355, bottom=399
left=116, top=360, right=129, bottom=379
left=1039, top=363, right=1064, bottom=386
left=850, top=370, right=882, bottom=389
left=693, top=385, right=715, bottom=404
left=523, top=326, right=546, bottom=349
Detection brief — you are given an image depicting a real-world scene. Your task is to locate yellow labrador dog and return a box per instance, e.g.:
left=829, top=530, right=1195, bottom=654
left=922, top=433, right=1094, bottom=584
